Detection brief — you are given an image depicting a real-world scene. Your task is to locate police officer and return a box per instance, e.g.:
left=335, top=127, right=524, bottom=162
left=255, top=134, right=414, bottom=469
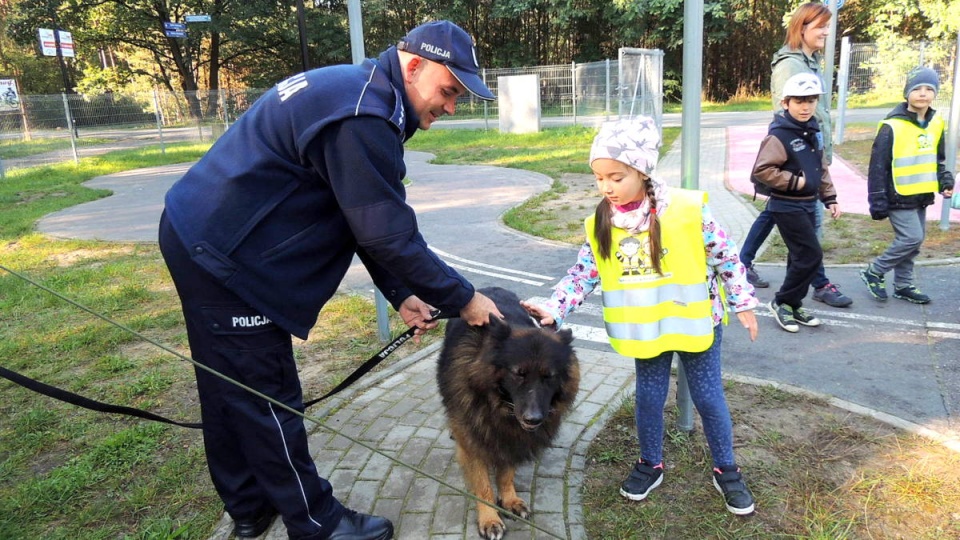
left=159, top=20, right=502, bottom=540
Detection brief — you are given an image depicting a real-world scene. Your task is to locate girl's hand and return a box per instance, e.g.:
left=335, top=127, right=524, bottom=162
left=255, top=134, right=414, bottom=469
left=736, top=310, right=759, bottom=342
left=519, top=300, right=557, bottom=328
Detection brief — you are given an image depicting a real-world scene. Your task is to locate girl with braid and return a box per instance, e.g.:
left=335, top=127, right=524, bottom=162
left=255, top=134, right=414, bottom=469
left=521, top=118, right=760, bottom=515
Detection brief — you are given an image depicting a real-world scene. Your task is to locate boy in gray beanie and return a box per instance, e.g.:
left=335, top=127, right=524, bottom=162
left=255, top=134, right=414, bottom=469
left=903, top=66, right=940, bottom=98
left=861, top=66, right=954, bottom=304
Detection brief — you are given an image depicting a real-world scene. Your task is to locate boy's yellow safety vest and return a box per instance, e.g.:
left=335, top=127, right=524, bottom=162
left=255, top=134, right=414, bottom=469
left=880, top=116, right=943, bottom=196
left=586, top=189, right=715, bottom=359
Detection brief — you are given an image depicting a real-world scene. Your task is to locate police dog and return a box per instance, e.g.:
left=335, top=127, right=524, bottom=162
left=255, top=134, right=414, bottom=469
left=437, top=286, right=580, bottom=540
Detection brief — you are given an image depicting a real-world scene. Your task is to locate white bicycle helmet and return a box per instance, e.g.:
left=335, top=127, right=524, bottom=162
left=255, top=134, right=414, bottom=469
left=781, top=72, right=824, bottom=99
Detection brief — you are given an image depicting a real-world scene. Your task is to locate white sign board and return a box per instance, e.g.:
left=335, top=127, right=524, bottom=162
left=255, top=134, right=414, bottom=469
left=498, top=74, right=541, bottom=134
left=0, top=79, right=21, bottom=112
left=38, top=29, right=74, bottom=57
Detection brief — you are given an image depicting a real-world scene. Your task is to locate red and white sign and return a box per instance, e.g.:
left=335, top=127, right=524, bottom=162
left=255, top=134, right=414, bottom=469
left=38, top=28, right=75, bottom=58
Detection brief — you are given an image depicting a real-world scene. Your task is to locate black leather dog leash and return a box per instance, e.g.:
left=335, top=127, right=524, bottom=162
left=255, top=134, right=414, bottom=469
left=1, top=308, right=452, bottom=429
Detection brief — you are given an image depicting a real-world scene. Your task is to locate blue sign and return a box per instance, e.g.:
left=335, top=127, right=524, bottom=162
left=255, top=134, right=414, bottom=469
left=185, top=14, right=211, bottom=23
left=164, top=21, right=186, bottom=31
left=164, top=30, right=188, bottom=38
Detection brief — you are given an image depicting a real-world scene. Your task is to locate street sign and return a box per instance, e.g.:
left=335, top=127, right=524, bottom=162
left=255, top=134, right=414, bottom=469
left=37, top=28, right=74, bottom=57
left=185, top=14, right=211, bottom=23
left=164, top=22, right=187, bottom=31
left=165, top=30, right=188, bottom=38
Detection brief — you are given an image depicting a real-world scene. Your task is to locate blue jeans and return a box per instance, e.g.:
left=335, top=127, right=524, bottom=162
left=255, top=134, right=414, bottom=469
left=740, top=206, right=829, bottom=288
left=633, top=326, right=736, bottom=468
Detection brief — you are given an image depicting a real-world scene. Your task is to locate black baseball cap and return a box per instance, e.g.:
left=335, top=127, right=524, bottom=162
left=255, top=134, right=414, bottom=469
left=397, top=21, right=495, bottom=101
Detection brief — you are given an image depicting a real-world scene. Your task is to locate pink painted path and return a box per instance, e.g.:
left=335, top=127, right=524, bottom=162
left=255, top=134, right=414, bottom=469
left=725, top=125, right=959, bottom=222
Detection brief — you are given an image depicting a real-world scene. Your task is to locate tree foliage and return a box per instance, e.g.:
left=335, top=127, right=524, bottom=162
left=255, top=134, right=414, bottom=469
left=1, top=0, right=957, bottom=101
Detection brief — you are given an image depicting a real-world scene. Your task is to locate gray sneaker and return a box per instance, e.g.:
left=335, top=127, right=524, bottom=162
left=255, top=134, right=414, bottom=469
left=768, top=300, right=799, bottom=333
left=746, top=265, right=769, bottom=288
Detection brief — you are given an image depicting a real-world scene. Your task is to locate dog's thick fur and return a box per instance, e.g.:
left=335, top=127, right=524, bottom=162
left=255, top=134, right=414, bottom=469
left=437, top=286, right=580, bottom=540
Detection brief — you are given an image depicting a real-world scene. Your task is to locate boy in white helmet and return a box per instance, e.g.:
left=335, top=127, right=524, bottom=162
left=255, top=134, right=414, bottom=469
left=751, top=72, right=843, bottom=333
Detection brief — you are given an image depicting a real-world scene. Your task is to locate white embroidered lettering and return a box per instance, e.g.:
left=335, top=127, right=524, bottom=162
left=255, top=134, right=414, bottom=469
left=277, top=73, right=309, bottom=102
left=420, top=43, right=451, bottom=59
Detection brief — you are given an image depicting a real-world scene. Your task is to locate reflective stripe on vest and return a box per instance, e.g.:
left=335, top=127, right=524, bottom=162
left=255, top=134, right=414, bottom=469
left=586, top=189, right=714, bottom=359
left=881, top=116, right=943, bottom=196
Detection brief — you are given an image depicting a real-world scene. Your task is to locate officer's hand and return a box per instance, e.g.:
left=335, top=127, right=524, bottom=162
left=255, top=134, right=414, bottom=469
left=827, top=203, right=842, bottom=219
left=460, top=291, right=503, bottom=326
left=399, top=296, right=439, bottom=343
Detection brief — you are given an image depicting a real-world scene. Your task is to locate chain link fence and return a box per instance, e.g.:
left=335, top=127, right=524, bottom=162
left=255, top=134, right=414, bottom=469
left=836, top=38, right=956, bottom=143
left=1, top=50, right=666, bottom=175
left=3, top=41, right=953, bottom=176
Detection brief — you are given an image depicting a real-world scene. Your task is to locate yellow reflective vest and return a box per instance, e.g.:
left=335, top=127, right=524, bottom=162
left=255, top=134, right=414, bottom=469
left=880, top=116, right=943, bottom=196
left=586, top=189, right=715, bottom=359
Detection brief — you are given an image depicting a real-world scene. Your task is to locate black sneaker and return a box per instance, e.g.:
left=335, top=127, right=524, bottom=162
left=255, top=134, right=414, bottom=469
left=712, top=465, right=755, bottom=515
left=746, top=265, right=769, bottom=288
left=768, top=300, right=798, bottom=333
left=893, top=285, right=931, bottom=304
left=812, top=283, right=853, bottom=307
left=619, top=459, right=664, bottom=501
left=793, top=306, right=821, bottom=327
left=859, top=267, right=887, bottom=301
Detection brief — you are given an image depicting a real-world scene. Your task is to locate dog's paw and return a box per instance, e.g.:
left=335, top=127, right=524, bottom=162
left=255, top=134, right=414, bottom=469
left=477, top=517, right=506, bottom=540
left=498, top=496, right=530, bottom=519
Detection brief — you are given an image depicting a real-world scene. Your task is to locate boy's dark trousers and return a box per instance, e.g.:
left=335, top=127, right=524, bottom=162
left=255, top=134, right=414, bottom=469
left=159, top=211, right=344, bottom=539
left=771, top=209, right=823, bottom=308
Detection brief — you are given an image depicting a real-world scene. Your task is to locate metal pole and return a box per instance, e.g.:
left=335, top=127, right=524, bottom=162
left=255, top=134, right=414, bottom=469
left=605, top=58, right=611, bottom=120
left=835, top=36, right=851, bottom=145
left=822, top=0, right=839, bottom=113
left=939, top=31, right=960, bottom=231
left=676, top=0, right=704, bottom=433
left=61, top=93, right=78, bottom=164
left=571, top=61, right=577, bottom=126
left=347, top=0, right=365, bottom=65
left=295, top=0, right=309, bottom=71
left=153, top=89, right=166, bottom=155
left=374, top=290, right=391, bottom=343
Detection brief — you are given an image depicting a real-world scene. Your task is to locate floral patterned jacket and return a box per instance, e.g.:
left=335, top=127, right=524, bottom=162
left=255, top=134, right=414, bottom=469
left=542, top=203, right=759, bottom=327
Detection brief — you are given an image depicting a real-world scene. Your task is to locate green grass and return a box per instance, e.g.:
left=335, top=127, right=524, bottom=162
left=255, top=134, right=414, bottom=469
left=0, top=137, right=118, bottom=160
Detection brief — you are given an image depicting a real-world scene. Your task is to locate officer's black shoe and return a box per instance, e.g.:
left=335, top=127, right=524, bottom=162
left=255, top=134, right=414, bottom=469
left=326, top=509, right=394, bottom=540
left=232, top=506, right=277, bottom=538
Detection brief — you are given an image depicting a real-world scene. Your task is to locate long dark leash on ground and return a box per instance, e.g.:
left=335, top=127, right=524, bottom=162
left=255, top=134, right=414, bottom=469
left=0, top=262, right=447, bottom=429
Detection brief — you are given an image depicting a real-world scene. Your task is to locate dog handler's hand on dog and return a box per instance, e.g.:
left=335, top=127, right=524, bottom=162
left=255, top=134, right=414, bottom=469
left=460, top=291, right=503, bottom=326
left=399, top=296, right=440, bottom=343
left=519, top=301, right=557, bottom=328
left=736, top=310, right=759, bottom=341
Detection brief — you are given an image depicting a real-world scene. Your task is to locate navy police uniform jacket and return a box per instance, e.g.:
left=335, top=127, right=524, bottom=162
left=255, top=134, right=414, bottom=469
left=164, top=48, right=474, bottom=339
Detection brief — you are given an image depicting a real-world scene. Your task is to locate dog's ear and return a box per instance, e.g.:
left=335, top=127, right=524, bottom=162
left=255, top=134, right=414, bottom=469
left=556, top=328, right=574, bottom=346
left=487, top=315, right=512, bottom=343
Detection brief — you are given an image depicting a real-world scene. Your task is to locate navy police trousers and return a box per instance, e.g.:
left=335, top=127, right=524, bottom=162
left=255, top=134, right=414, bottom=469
left=159, top=211, right=344, bottom=539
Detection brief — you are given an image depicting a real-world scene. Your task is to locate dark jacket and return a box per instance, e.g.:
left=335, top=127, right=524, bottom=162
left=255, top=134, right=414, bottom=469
left=751, top=112, right=837, bottom=207
left=770, top=46, right=832, bottom=163
left=866, top=102, right=955, bottom=220
left=163, top=48, right=474, bottom=339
